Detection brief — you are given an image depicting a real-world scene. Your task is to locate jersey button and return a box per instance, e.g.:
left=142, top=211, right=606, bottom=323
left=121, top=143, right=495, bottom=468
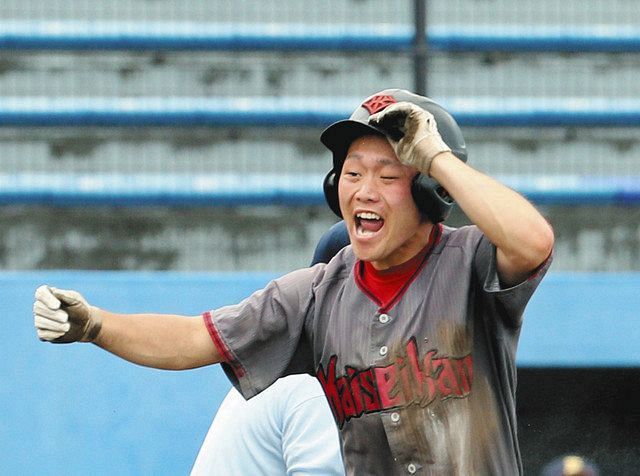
left=390, top=412, right=400, bottom=423
left=407, top=463, right=417, bottom=474
left=378, top=313, right=390, bottom=324
left=379, top=346, right=388, bottom=356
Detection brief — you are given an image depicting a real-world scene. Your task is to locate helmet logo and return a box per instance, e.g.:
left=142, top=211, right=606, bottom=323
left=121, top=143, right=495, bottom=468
left=361, top=95, right=397, bottom=115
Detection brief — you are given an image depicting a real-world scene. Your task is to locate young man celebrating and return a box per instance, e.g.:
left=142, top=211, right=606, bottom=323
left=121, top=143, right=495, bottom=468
left=34, top=89, right=554, bottom=475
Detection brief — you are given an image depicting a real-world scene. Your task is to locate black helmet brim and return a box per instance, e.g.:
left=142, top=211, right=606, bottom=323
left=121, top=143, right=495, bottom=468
left=320, top=119, right=387, bottom=171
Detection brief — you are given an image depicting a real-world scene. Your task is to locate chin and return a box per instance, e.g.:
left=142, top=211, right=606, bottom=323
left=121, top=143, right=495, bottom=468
left=351, top=243, right=381, bottom=263
left=350, top=242, right=369, bottom=260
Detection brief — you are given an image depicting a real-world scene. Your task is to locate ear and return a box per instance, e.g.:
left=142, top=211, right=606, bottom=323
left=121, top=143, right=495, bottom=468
left=323, top=170, right=342, bottom=218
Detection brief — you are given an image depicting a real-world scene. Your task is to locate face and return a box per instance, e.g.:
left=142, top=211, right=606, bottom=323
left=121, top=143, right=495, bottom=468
left=338, top=134, right=432, bottom=270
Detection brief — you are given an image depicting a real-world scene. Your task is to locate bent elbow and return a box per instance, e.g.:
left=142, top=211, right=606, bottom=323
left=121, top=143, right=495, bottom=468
left=526, top=221, right=555, bottom=269
left=498, top=221, right=554, bottom=285
left=539, top=221, right=555, bottom=257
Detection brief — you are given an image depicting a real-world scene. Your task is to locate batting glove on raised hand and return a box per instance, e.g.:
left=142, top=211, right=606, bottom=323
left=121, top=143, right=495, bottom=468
left=33, top=285, right=102, bottom=343
left=368, top=101, right=451, bottom=176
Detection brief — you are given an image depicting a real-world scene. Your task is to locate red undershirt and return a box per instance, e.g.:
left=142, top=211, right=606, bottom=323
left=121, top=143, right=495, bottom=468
left=355, top=224, right=442, bottom=311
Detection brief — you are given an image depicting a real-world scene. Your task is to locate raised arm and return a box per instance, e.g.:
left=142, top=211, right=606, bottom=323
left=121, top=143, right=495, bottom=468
left=33, top=285, right=222, bottom=370
left=369, top=102, right=554, bottom=286
left=428, top=153, right=554, bottom=285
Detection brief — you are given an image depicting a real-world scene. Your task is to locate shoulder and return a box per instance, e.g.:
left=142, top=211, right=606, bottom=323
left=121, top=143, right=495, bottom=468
left=273, top=374, right=324, bottom=400
left=438, top=224, right=484, bottom=250
left=270, top=251, right=352, bottom=292
left=311, top=246, right=356, bottom=288
left=300, top=244, right=356, bottom=284
left=259, top=375, right=328, bottom=419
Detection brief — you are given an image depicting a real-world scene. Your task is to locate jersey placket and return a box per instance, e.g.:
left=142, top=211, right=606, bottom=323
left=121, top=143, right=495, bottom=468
left=372, top=307, right=429, bottom=474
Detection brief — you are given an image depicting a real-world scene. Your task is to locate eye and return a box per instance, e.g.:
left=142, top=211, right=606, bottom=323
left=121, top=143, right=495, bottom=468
left=342, top=170, right=360, bottom=179
left=379, top=165, right=403, bottom=181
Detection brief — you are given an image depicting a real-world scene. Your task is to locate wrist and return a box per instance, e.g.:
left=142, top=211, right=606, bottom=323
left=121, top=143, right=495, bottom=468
left=412, top=137, right=451, bottom=176
left=81, top=305, right=103, bottom=342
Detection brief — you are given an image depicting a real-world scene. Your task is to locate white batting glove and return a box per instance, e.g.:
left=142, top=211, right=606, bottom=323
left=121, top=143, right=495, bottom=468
left=33, top=285, right=102, bottom=343
left=368, top=101, right=451, bottom=176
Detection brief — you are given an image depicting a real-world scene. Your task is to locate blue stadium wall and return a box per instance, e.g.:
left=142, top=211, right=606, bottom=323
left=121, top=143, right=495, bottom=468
left=3, top=271, right=639, bottom=475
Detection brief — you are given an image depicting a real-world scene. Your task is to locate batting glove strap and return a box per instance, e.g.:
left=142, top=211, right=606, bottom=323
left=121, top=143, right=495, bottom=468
left=369, top=101, right=451, bottom=176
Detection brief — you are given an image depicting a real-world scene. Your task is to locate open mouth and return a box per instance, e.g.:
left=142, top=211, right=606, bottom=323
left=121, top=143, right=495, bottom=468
left=355, top=212, right=384, bottom=237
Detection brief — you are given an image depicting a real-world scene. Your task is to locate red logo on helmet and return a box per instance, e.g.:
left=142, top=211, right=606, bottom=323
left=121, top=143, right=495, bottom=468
left=361, top=95, right=397, bottom=115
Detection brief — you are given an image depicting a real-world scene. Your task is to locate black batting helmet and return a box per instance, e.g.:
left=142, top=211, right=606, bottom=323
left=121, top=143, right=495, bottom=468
left=320, top=88, right=468, bottom=223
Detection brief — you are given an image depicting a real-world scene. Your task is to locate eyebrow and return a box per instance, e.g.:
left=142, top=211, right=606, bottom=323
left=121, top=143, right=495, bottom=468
left=343, top=154, right=397, bottom=166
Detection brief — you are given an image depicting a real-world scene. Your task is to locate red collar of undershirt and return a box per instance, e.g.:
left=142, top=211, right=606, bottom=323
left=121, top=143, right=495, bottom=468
left=355, top=223, right=442, bottom=312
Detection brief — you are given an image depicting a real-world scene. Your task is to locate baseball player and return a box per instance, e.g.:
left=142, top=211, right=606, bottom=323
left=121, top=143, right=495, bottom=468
left=540, top=455, right=600, bottom=476
left=191, top=374, right=344, bottom=476
left=33, top=88, right=554, bottom=475
left=191, top=224, right=349, bottom=476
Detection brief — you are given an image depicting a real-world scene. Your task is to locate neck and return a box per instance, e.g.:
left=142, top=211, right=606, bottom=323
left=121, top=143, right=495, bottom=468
left=371, top=222, right=435, bottom=271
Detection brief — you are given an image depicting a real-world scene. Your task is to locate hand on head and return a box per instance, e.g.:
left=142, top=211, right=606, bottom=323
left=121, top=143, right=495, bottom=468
left=368, top=101, right=452, bottom=176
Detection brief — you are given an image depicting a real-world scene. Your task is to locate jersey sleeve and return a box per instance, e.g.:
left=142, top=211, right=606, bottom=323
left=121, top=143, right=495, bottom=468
left=203, top=267, right=319, bottom=399
left=473, top=233, right=553, bottom=328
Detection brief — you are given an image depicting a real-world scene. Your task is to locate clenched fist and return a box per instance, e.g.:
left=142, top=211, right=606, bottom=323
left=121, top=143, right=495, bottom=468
left=368, top=101, right=451, bottom=176
left=33, top=285, right=102, bottom=343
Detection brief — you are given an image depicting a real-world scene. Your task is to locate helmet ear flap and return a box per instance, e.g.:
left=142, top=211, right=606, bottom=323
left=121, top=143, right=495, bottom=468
left=411, top=173, right=455, bottom=223
left=323, top=170, right=342, bottom=218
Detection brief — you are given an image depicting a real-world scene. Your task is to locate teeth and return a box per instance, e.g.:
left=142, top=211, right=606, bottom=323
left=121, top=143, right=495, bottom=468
left=357, top=212, right=381, bottom=220
left=357, top=228, right=376, bottom=237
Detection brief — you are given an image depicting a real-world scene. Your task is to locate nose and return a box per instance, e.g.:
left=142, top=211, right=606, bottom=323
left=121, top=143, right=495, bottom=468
left=354, top=177, right=380, bottom=203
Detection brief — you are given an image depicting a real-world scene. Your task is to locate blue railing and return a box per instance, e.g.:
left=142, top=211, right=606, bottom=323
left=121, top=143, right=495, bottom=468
left=2, top=96, right=640, bottom=127
left=1, top=173, right=638, bottom=207
left=3, top=23, right=640, bottom=206
left=2, top=21, right=640, bottom=53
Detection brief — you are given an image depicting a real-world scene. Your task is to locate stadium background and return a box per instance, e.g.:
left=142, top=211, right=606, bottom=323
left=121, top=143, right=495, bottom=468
left=1, top=1, right=639, bottom=474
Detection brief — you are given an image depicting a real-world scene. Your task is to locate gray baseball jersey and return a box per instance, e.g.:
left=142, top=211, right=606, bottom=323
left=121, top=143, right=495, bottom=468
left=204, top=224, right=552, bottom=476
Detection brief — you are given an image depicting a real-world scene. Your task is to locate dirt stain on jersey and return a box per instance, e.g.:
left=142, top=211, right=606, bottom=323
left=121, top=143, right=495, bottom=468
left=378, top=320, right=501, bottom=474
